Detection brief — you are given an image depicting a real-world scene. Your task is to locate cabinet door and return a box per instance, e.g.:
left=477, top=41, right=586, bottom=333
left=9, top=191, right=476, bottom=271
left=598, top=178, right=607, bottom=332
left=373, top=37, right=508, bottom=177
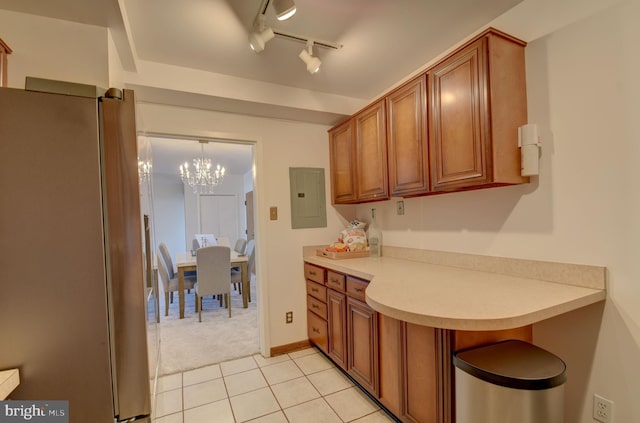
left=428, top=37, right=490, bottom=191
left=387, top=76, right=429, bottom=197
left=347, top=297, right=379, bottom=396
left=355, top=100, right=389, bottom=202
left=378, top=313, right=402, bottom=417
left=329, top=119, right=357, bottom=204
left=327, top=289, right=348, bottom=370
left=402, top=323, right=438, bottom=423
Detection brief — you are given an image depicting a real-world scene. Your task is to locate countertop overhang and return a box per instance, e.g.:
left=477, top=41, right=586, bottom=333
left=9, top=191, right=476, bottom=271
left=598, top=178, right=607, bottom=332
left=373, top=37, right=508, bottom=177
left=303, top=248, right=606, bottom=331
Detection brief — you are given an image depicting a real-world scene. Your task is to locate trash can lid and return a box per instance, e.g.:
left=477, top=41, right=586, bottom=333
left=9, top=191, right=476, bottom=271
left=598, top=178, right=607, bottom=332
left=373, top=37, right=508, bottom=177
left=453, top=340, right=566, bottom=390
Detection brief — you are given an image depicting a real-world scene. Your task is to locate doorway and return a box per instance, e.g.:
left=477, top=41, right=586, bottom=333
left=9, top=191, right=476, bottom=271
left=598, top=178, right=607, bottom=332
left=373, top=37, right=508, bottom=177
left=142, top=135, right=261, bottom=376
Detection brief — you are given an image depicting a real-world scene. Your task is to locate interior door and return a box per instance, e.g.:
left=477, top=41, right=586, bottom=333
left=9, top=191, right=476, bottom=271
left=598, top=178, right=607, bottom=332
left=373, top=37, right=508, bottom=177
left=200, top=194, right=238, bottom=244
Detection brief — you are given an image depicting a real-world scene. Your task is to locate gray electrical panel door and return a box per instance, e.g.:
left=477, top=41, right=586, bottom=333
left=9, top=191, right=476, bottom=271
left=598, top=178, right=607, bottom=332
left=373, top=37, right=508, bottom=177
left=289, top=167, right=327, bottom=229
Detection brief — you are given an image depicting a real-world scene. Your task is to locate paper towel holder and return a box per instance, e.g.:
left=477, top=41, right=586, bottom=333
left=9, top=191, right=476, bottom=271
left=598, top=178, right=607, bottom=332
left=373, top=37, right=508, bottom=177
left=518, top=123, right=541, bottom=176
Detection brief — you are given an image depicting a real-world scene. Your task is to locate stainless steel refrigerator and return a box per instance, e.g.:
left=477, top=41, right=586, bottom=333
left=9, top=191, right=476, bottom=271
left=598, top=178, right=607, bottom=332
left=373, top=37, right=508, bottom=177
left=0, top=83, right=152, bottom=422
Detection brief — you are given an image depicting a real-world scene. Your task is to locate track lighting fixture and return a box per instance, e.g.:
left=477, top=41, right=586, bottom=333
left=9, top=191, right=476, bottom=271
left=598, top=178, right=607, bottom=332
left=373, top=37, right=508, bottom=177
left=272, top=0, right=296, bottom=21
left=299, top=41, right=321, bottom=74
left=248, top=0, right=340, bottom=72
left=249, top=27, right=275, bottom=53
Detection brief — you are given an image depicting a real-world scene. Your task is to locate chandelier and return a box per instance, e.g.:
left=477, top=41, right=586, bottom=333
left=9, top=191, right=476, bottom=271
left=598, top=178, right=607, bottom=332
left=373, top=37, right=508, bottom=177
left=179, top=142, right=226, bottom=194
left=138, top=159, right=152, bottom=184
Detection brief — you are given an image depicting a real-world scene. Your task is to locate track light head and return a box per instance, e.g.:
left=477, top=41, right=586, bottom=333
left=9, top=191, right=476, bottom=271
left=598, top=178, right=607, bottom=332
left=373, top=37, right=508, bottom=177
left=299, top=42, right=321, bottom=74
left=272, top=0, right=296, bottom=21
left=249, top=27, right=275, bottom=53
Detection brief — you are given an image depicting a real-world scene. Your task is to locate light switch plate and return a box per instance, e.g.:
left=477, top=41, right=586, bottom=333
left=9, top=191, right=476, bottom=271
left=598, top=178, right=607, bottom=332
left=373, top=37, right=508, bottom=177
left=270, top=206, right=278, bottom=220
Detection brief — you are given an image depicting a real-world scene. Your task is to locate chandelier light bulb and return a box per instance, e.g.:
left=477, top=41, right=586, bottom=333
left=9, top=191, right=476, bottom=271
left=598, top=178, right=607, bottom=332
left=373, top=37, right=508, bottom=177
left=179, top=144, right=226, bottom=194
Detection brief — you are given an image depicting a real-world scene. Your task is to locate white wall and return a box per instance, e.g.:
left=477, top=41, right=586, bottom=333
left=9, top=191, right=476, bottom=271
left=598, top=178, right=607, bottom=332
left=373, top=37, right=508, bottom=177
left=355, top=1, right=640, bottom=421
left=0, top=10, right=109, bottom=89
left=152, top=173, right=187, bottom=266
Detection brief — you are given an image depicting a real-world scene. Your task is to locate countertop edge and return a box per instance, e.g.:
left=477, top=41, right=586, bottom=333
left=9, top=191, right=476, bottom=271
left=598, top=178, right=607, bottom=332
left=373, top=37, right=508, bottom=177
left=304, top=251, right=607, bottom=331
left=0, top=368, right=20, bottom=400
left=366, top=289, right=606, bottom=331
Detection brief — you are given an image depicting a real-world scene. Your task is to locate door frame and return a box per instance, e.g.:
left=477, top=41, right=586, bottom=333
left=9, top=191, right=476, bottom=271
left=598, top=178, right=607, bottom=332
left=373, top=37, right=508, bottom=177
left=140, top=131, right=269, bottom=358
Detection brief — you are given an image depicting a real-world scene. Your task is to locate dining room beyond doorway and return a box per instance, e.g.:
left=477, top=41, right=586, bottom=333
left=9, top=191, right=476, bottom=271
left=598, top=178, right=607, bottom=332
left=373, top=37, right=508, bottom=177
left=140, top=135, right=259, bottom=376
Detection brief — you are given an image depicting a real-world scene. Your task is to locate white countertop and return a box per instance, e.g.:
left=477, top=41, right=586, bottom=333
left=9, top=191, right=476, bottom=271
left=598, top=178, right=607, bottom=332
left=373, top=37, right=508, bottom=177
left=303, top=252, right=606, bottom=331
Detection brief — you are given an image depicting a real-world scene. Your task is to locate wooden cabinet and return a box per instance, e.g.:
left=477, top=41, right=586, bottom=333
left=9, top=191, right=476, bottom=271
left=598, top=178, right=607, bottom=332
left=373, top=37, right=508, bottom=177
left=326, top=270, right=347, bottom=369
left=346, top=275, right=380, bottom=395
left=378, top=315, right=439, bottom=423
left=305, top=264, right=328, bottom=354
left=328, top=120, right=357, bottom=204
left=347, top=295, right=379, bottom=396
left=428, top=29, right=527, bottom=192
left=355, top=100, right=389, bottom=202
left=327, top=289, right=347, bottom=369
left=402, top=323, right=439, bottom=423
left=328, top=28, right=528, bottom=202
left=0, top=38, right=11, bottom=88
left=328, top=100, right=389, bottom=204
left=305, top=260, right=534, bottom=423
left=378, top=313, right=403, bottom=416
left=387, top=75, right=429, bottom=197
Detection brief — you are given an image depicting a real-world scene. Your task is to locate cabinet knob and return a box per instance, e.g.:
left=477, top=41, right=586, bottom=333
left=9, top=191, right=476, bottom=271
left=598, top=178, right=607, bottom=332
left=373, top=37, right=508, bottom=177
left=312, top=327, right=320, bottom=334
left=354, top=287, right=364, bottom=293
left=309, top=271, right=316, bottom=276
left=312, top=303, right=318, bottom=309
left=311, top=287, right=318, bottom=293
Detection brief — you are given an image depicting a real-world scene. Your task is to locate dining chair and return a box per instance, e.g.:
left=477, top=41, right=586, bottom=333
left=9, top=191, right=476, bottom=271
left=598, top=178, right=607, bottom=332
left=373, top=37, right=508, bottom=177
left=234, top=238, right=247, bottom=255
left=196, top=245, right=232, bottom=321
left=159, top=242, right=196, bottom=298
left=231, top=239, right=255, bottom=302
left=157, top=252, right=197, bottom=316
left=231, top=238, right=247, bottom=291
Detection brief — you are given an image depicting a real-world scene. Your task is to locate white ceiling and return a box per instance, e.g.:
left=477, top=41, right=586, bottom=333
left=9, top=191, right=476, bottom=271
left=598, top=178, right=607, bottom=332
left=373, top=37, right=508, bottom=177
left=0, top=0, right=524, bottom=177
left=0, top=0, right=523, bottom=101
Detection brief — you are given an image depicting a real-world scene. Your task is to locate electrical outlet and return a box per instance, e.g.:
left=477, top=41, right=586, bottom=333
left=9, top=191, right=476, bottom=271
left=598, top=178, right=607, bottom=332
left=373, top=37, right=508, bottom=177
left=396, top=200, right=404, bottom=215
left=593, top=394, right=614, bottom=423
left=285, top=311, right=293, bottom=324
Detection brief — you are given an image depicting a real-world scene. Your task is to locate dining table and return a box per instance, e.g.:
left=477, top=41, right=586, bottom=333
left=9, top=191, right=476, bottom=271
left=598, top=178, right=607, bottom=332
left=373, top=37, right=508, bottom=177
left=175, top=250, right=249, bottom=319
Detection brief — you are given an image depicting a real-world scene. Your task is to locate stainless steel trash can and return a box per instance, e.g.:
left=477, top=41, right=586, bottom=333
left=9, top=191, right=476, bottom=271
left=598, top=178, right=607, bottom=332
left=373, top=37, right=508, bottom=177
left=453, top=340, right=567, bottom=423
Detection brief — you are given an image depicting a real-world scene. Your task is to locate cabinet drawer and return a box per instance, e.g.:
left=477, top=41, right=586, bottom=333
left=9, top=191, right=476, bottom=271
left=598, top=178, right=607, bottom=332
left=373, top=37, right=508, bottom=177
left=346, top=276, right=369, bottom=302
left=306, top=280, right=327, bottom=302
left=304, top=263, right=325, bottom=284
left=327, top=271, right=346, bottom=292
left=307, top=310, right=328, bottom=353
left=307, top=295, right=327, bottom=320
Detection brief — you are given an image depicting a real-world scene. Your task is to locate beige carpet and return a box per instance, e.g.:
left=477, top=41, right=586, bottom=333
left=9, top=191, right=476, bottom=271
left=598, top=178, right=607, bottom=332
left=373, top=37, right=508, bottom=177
left=157, top=278, right=259, bottom=376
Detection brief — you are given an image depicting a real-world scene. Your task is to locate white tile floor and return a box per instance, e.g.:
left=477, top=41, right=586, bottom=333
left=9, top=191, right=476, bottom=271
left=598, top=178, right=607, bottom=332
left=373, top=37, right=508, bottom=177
left=153, top=347, right=396, bottom=423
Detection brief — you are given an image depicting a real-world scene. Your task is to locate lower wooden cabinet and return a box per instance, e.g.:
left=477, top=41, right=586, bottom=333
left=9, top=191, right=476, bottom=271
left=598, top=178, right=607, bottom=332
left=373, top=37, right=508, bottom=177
left=402, top=323, right=438, bottom=423
left=307, top=309, right=328, bottom=353
left=378, top=314, right=439, bottom=423
left=327, top=289, right=347, bottom=369
left=305, top=261, right=533, bottom=423
left=347, top=296, right=379, bottom=396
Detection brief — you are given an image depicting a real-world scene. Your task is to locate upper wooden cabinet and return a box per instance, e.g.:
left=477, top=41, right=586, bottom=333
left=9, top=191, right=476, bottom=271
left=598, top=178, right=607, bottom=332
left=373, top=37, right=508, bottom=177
left=386, top=76, right=429, bottom=197
left=355, top=100, right=389, bottom=202
left=428, top=29, right=528, bottom=192
left=328, top=119, right=357, bottom=204
left=328, top=28, right=528, bottom=203
left=329, top=100, right=389, bottom=204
